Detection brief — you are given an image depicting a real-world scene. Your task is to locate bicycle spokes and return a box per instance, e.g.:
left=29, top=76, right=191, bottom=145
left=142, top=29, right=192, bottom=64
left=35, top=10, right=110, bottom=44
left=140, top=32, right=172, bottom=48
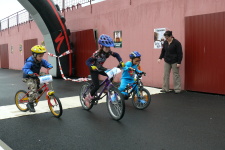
left=48, top=95, right=63, bottom=118
left=15, top=90, right=29, bottom=112
left=107, top=87, right=125, bottom=120
left=132, top=88, right=151, bottom=110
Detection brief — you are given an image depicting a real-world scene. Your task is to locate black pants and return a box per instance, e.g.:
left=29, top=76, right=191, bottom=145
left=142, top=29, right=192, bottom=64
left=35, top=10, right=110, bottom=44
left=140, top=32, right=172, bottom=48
left=90, top=70, right=107, bottom=96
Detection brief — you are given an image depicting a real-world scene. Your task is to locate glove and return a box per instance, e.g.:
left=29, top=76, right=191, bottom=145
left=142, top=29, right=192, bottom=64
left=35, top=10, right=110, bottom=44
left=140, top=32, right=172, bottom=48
left=141, top=72, right=146, bottom=76
left=30, top=74, right=39, bottom=79
left=120, top=61, right=125, bottom=67
left=91, top=66, right=98, bottom=70
left=48, top=65, right=53, bottom=69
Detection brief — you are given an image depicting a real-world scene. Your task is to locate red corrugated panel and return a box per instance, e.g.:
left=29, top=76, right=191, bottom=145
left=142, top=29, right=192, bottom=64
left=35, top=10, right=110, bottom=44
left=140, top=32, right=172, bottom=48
left=0, top=44, right=9, bottom=69
left=185, top=12, right=225, bottom=94
left=70, top=29, right=97, bottom=77
left=24, top=39, right=38, bottom=61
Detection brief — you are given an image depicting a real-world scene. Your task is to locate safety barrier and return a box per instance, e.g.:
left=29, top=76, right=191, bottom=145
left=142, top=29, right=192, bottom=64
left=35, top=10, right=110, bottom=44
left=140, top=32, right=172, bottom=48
left=48, top=50, right=91, bottom=82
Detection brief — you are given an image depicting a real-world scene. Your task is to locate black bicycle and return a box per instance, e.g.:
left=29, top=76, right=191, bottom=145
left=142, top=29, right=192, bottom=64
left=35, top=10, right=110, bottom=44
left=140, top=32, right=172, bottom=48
left=122, top=69, right=151, bottom=110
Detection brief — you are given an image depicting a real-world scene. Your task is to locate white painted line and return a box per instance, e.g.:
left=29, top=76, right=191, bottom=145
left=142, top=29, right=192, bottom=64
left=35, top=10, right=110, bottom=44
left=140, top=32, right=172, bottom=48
left=0, top=96, right=105, bottom=120
left=0, top=87, right=161, bottom=120
left=0, top=140, right=12, bottom=150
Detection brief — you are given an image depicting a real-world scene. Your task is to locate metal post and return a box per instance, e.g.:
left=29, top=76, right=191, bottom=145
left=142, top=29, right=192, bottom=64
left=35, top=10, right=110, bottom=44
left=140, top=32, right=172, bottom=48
left=17, top=12, right=19, bottom=32
left=63, top=0, right=65, bottom=17
left=7, top=17, right=9, bottom=34
left=90, top=0, right=92, bottom=14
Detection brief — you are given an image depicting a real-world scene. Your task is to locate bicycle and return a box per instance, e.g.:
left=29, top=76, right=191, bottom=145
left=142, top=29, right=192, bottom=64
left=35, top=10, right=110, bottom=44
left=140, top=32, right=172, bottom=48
left=122, top=69, right=151, bottom=110
left=15, top=72, right=63, bottom=118
left=80, top=67, right=125, bottom=121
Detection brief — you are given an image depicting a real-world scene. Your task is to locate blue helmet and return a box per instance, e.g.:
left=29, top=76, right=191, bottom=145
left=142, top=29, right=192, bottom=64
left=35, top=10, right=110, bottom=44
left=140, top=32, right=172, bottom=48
left=98, top=34, right=114, bottom=47
left=129, top=51, right=141, bottom=59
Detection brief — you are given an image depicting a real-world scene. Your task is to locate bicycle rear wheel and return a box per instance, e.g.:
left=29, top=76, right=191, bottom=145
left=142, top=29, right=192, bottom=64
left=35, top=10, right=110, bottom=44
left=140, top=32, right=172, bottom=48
left=80, top=82, right=94, bottom=110
left=15, top=90, right=29, bottom=112
left=107, top=86, right=125, bottom=120
left=48, top=94, right=63, bottom=118
left=132, top=88, right=151, bottom=110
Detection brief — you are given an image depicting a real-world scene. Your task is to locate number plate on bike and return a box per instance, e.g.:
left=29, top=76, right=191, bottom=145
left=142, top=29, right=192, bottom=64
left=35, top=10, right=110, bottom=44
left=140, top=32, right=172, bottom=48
left=39, top=75, right=53, bottom=84
left=105, top=67, right=121, bottom=79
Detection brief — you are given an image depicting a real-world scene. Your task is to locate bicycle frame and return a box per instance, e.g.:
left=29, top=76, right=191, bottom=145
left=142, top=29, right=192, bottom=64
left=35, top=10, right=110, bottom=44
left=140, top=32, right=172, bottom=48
left=19, top=83, right=54, bottom=103
left=85, top=77, right=115, bottom=102
left=124, top=72, right=143, bottom=98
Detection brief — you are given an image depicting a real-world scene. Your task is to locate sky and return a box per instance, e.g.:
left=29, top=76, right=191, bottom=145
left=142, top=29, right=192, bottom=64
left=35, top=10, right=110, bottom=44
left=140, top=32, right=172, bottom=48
left=0, top=0, right=105, bottom=20
left=0, top=0, right=25, bottom=20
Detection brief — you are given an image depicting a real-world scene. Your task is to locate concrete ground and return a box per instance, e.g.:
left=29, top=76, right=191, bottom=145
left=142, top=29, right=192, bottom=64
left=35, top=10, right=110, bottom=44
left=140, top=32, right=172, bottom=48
left=0, top=68, right=225, bottom=150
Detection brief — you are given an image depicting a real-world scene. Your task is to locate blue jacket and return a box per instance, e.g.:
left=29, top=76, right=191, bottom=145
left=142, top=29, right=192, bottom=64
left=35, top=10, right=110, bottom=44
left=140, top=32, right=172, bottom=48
left=121, top=61, right=142, bottom=80
left=22, top=56, right=52, bottom=78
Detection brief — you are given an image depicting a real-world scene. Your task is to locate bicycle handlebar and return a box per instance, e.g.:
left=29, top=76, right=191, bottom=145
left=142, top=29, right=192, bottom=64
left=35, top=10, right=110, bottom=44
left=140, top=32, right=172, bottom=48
left=129, top=68, right=146, bottom=76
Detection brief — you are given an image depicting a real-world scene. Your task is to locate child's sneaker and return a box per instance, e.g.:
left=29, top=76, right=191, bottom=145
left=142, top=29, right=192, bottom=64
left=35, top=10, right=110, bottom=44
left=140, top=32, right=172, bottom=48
left=110, top=94, right=117, bottom=104
left=27, top=102, right=35, bottom=112
left=84, top=93, right=94, bottom=107
left=139, top=99, right=147, bottom=104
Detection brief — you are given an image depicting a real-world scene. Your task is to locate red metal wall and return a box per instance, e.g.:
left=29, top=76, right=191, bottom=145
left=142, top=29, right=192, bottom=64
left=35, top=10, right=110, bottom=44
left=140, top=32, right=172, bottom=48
left=0, top=44, right=9, bottom=69
left=185, top=12, right=225, bottom=94
left=24, top=39, right=38, bottom=61
left=70, top=29, right=97, bottom=77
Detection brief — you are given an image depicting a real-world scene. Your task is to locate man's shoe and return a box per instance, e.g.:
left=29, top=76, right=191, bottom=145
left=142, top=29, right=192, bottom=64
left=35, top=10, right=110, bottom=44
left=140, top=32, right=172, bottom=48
left=174, top=90, right=181, bottom=94
left=160, top=89, right=169, bottom=93
left=27, top=102, right=35, bottom=112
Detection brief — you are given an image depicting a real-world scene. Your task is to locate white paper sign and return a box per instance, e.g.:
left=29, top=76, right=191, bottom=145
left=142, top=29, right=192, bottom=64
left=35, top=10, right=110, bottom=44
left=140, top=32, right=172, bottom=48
left=105, top=67, right=121, bottom=79
left=39, top=75, right=53, bottom=84
left=154, top=28, right=166, bottom=49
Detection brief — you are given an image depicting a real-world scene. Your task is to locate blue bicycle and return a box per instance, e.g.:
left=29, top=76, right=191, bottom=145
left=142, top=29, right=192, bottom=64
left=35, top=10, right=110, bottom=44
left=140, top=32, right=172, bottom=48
left=80, top=67, right=125, bottom=120
left=122, top=69, right=151, bottom=110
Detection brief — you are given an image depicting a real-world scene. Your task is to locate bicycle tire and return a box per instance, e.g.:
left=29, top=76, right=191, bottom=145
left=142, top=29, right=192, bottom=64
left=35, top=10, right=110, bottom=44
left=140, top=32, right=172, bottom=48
left=48, top=94, right=63, bottom=118
left=107, top=86, right=125, bottom=120
left=132, top=88, right=151, bottom=110
left=80, top=82, right=94, bottom=110
left=15, top=90, right=29, bottom=112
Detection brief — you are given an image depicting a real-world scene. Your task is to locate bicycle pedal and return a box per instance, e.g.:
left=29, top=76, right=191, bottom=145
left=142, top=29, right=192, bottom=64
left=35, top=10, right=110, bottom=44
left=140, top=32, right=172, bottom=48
left=92, top=100, right=98, bottom=105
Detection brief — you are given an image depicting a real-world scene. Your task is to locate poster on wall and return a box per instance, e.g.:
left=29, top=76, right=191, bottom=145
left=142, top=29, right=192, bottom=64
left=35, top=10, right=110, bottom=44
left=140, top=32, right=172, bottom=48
left=154, top=28, right=166, bottom=49
left=114, top=31, right=122, bottom=48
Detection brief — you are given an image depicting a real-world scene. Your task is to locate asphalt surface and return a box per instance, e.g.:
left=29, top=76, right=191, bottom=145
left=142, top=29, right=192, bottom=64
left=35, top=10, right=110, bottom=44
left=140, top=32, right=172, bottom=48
left=0, top=68, right=225, bottom=150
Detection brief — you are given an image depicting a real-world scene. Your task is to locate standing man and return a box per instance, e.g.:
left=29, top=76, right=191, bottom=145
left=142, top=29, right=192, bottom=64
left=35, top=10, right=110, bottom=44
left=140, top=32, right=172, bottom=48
left=157, top=31, right=183, bottom=94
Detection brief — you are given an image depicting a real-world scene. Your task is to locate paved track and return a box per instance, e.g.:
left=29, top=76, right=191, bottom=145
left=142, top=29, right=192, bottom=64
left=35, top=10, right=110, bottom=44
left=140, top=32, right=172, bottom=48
left=1, top=69, right=225, bottom=150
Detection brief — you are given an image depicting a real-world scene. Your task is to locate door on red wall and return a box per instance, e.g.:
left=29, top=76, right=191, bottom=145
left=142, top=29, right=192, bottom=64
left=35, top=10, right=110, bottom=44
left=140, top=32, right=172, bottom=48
left=24, top=39, right=38, bottom=61
left=0, top=44, right=9, bottom=69
left=185, top=12, right=225, bottom=95
left=70, top=29, right=97, bottom=77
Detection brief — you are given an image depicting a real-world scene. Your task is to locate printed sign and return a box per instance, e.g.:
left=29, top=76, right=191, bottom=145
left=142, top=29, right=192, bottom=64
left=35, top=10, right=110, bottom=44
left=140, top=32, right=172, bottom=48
left=154, top=28, right=166, bottom=49
left=114, top=31, right=122, bottom=48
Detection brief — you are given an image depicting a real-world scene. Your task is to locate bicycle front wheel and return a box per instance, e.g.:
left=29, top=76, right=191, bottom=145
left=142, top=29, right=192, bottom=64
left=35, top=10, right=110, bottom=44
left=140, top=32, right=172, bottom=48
left=132, top=88, right=151, bottom=110
left=107, top=86, right=125, bottom=121
left=48, top=94, right=63, bottom=118
left=80, top=82, right=94, bottom=110
left=15, top=90, right=29, bottom=112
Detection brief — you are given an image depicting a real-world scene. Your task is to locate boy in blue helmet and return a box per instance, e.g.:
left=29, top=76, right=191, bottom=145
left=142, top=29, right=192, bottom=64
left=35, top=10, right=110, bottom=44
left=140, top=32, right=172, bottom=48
left=118, top=51, right=145, bottom=97
left=84, top=34, right=125, bottom=107
left=22, top=45, right=53, bottom=112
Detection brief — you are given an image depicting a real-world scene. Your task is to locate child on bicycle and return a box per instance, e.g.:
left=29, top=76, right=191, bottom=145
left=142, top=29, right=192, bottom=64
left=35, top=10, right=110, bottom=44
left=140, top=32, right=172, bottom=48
left=118, top=51, right=145, bottom=98
left=85, top=34, right=125, bottom=107
left=22, top=45, right=53, bottom=112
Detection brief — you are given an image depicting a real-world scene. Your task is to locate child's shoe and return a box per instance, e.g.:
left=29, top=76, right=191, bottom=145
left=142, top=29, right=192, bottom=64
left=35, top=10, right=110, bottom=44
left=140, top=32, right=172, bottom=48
left=110, top=94, right=117, bottom=104
left=84, top=93, right=94, bottom=107
left=27, top=102, right=35, bottom=112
